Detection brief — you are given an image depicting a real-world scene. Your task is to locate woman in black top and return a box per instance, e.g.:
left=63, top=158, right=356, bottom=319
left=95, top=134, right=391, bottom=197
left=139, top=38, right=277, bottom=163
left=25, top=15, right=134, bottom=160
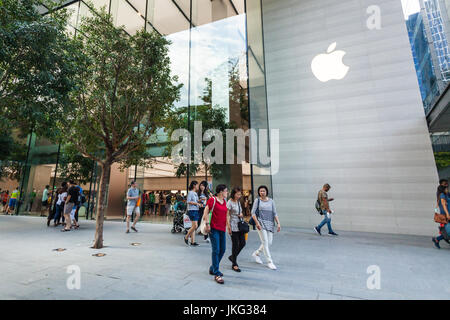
left=198, top=181, right=212, bottom=242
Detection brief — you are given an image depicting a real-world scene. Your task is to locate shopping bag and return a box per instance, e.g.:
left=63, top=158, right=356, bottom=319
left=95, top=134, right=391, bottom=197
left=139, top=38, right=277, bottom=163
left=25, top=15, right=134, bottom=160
left=183, top=213, right=192, bottom=229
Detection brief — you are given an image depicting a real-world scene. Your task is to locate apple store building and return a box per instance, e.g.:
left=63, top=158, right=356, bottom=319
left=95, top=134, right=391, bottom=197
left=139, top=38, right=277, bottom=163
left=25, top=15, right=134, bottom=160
left=7, top=0, right=439, bottom=236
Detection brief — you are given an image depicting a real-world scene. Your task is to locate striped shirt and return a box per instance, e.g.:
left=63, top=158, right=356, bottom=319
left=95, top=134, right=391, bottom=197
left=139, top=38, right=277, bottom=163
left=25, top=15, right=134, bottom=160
left=251, top=198, right=278, bottom=233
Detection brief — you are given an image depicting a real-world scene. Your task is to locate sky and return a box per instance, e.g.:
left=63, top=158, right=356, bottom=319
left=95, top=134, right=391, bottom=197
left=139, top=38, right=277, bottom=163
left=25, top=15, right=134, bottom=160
left=401, top=0, right=421, bottom=19
left=166, top=14, right=247, bottom=110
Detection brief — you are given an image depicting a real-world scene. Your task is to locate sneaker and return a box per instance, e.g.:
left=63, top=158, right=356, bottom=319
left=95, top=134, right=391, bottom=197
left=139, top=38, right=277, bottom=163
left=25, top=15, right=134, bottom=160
left=184, top=237, right=189, bottom=246
left=252, top=251, right=263, bottom=264
left=131, top=226, right=138, bottom=232
left=267, top=262, right=277, bottom=270
left=204, top=238, right=210, bottom=243
left=191, top=242, right=199, bottom=246
left=432, top=237, right=441, bottom=249
left=126, top=229, right=130, bottom=233
left=328, top=232, right=338, bottom=236
left=314, top=227, right=321, bottom=236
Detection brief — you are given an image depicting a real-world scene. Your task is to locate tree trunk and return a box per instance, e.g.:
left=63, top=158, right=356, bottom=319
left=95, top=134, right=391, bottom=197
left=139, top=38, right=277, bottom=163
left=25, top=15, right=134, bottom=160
left=92, top=161, right=112, bottom=249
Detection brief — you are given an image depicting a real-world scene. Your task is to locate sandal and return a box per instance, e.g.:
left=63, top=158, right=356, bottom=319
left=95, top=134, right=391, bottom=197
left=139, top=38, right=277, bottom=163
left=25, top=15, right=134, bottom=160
left=214, top=275, right=224, bottom=284
left=232, top=265, right=241, bottom=272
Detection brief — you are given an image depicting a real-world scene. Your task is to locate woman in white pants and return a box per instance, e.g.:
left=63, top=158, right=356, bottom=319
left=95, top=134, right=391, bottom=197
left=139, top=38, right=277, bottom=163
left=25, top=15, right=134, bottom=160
left=251, top=185, right=281, bottom=270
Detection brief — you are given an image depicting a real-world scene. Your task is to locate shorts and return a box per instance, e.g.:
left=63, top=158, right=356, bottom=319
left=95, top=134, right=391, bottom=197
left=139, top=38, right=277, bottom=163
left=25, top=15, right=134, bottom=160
left=70, top=206, right=77, bottom=220
left=187, top=210, right=199, bottom=222
left=9, top=198, right=17, bottom=208
left=42, top=200, right=48, bottom=207
left=64, top=202, right=74, bottom=215
left=126, top=206, right=140, bottom=216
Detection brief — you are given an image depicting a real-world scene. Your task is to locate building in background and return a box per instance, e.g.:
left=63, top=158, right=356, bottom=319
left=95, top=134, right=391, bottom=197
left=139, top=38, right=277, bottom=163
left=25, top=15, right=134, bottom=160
left=1, top=0, right=445, bottom=236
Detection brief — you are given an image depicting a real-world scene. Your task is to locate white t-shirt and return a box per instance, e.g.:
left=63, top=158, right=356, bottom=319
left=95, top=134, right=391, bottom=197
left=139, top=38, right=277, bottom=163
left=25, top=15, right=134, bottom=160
left=57, top=192, right=67, bottom=206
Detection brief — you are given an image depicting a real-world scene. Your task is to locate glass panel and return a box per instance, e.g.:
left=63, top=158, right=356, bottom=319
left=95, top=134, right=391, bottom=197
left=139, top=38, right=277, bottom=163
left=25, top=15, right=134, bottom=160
left=90, top=0, right=110, bottom=12
left=146, top=0, right=190, bottom=35
left=190, top=0, right=249, bottom=196
left=173, top=0, right=190, bottom=18
left=18, top=134, right=59, bottom=217
left=192, top=0, right=236, bottom=27
left=110, top=0, right=146, bottom=35
left=65, top=2, right=80, bottom=28
left=246, top=0, right=272, bottom=197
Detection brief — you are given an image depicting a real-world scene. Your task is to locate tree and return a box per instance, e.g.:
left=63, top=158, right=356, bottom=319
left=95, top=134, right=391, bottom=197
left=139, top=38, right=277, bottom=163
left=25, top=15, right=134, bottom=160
left=58, top=8, right=181, bottom=248
left=0, top=0, right=78, bottom=139
left=58, top=144, right=95, bottom=185
left=435, top=152, right=450, bottom=170
left=0, top=129, right=27, bottom=181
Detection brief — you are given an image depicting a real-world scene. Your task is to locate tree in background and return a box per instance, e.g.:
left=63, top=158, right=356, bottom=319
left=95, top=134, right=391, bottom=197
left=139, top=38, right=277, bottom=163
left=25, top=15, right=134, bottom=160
left=57, top=8, right=181, bottom=248
left=435, top=152, right=450, bottom=170
left=58, top=144, right=95, bottom=185
left=0, top=130, right=26, bottom=181
left=0, top=0, right=78, bottom=139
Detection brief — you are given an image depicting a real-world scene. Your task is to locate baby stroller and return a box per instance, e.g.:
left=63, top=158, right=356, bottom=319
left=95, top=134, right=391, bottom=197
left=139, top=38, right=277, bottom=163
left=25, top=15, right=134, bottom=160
left=171, top=209, right=189, bottom=234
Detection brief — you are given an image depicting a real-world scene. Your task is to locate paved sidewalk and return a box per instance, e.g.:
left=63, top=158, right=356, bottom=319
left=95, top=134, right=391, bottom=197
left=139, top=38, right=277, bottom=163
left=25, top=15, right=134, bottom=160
left=1, top=215, right=449, bottom=300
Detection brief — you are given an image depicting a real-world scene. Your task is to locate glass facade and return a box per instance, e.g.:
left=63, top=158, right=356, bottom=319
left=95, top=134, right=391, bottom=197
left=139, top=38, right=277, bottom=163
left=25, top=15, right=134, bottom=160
left=0, top=0, right=271, bottom=220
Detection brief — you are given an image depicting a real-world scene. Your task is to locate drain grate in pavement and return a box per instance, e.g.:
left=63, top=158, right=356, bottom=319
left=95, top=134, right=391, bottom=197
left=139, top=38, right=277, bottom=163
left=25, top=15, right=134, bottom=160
left=92, top=253, right=106, bottom=257
left=53, top=248, right=66, bottom=252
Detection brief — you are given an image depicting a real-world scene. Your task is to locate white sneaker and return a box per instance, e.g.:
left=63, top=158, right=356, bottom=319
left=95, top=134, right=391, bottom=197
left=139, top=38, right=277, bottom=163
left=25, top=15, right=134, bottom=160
left=205, top=238, right=210, bottom=243
left=252, top=251, right=263, bottom=264
left=267, top=262, right=277, bottom=270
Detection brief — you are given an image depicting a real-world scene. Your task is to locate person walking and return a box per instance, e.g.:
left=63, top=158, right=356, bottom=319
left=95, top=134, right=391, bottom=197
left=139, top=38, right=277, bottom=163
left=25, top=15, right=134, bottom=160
left=61, top=181, right=78, bottom=232
left=2, top=190, right=9, bottom=213
left=436, top=179, right=449, bottom=244
left=432, top=185, right=450, bottom=249
left=185, top=181, right=201, bottom=246
left=54, top=182, right=68, bottom=227
left=7, top=187, right=19, bottom=215
left=125, top=181, right=140, bottom=233
left=314, top=183, right=338, bottom=236
left=1, top=190, right=8, bottom=212
left=40, top=185, right=50, bottom=217
left=227, top=187, right=246, bottom=272
left=251, top=185, right=281, bottom=270
left=154, top=191, right=160, bottom=215
left=203, top=184, right=229, bottom=284
left=198, top=180, right=212, bottom=243
left=149, top=191, right=155, bottom=215
left=26, top=189, right=37, bottom=213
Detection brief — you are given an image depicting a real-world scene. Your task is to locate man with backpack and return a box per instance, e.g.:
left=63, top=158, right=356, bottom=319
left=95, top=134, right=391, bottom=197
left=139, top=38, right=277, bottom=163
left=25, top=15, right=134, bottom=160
left=314, top=183, right=338, bottom=236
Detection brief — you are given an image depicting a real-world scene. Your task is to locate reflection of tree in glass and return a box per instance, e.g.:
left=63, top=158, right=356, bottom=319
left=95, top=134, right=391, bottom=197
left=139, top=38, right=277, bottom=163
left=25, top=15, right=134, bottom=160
left=168, top=57, right=249, bottom=180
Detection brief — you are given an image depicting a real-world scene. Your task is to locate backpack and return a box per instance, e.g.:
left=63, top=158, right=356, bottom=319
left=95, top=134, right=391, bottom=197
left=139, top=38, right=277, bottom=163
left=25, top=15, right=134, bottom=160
left=315, top=192, right=323, bottom=215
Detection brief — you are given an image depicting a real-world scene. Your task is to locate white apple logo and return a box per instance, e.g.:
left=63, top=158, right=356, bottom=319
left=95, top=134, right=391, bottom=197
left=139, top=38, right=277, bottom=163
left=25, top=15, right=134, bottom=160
left=311, top=42, right=349, bottom=82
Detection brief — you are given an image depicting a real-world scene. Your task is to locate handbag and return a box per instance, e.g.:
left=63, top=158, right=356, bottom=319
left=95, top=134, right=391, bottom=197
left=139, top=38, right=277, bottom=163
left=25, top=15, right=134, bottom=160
left=434, top=212, right=448, bottom=224
left=249, top=199, right=260, bottom=229
left=200, top=196, right=216, bottom=235
left=237, top=201, right=249, bottom=233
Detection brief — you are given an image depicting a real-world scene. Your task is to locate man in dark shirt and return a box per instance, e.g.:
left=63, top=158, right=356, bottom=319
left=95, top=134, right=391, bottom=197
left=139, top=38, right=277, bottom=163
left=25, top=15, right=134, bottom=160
left=62, top=180, right=79, bottom=231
